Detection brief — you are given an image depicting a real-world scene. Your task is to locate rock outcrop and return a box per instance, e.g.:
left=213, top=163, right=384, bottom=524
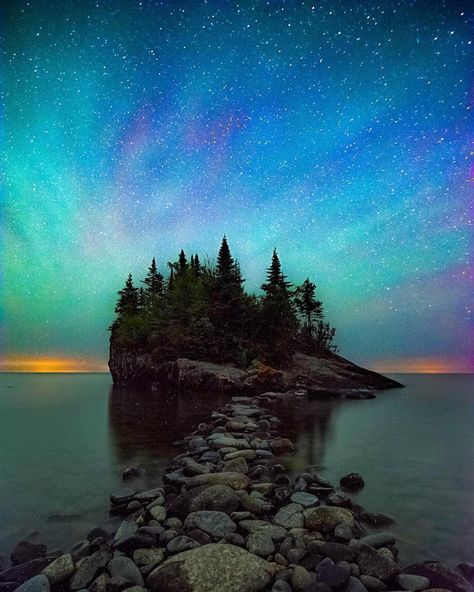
left=109, top=341, right=402, bottom=395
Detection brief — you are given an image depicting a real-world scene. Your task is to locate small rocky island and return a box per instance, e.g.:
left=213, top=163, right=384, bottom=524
left=109, top=237, right=401, bottom=397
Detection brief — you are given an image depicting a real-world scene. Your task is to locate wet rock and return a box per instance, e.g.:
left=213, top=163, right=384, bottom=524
left=114, top=520, right=138, bottom=542
left=70, top=548, right=112, bottom=590
left=403, top=563, right=473, bottom=592
left=305, top=506, right=354, bottom=533
left=397, top=574, right=430, bottom=591
left=166, top=536, right=200, bottom=554
left=256, top=450, right=273, bottom=459
left=110, top=488, right=135, bottom=505
left=274, top=503, right=304, bottom=528
left=223, top=457, right=249, bottom=473
left=185, top=472, right=250, bottom=490
left=347, top=576, right=369, bottom=592
left=458, top=563, right=474, bottom=583
left=181, top=458, right=213, bottom=477
left=122, top=467, right=140, bottom=481
left=320, top=542, right=354, bottom=562
left=271, top=581, right=292, bottom=592
left=184, top=511, right=237, bottom=539
left=355, top=543, right=400, bottom=581
left=0, top=559, right=54, bottom=585
left=147, top=544, right=277, bottom=592
left=41, top=554, right=75, bottom=585
left=360, top=533, right=396, bottom=549
left=167, top=484, right=240, bottom=519
left=14, top=575, right=50, bottom=592
left=236, top=491, right=272, bottom=515
left=318, top=563, right=350, bottom=589
left=132, top=548, right=164, bottom=569
left=292, top=565, right=312, bottom=591
left=211, top=435, right=251, bottom=449
left=327, top=492, right=352, bottom=508
left=223, top=449, right=257, bottom=461
left=246, top=531, right=275, bottom=558
left=114, top=531, right=157, bottom=554
left=334, top=524, right=354, bottom=541
left=149, top=506, right=166, bottom=522
left=290, top=492, right=319, bottom=508
left=108, top=557, right=144, bottom=587
left=359, top=575, right=387, bottom=590
left=270, top=439, right=295, bottom=454
left=68, top=540, right=91, bottom=562
left=340, top=473, right=365, bottom=491
left=135, top=489, right=165, bottom=503
left=11, top=542, right=47, bottom=566
left=89, top=572, right=110, bottom=592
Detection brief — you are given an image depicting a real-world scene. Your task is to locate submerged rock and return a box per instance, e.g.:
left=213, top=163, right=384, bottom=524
left=403, top=562, right=473, bottom=592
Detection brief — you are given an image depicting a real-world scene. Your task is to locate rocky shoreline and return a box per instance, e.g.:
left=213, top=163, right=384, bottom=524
left=1, top=394, right=472, bottom=592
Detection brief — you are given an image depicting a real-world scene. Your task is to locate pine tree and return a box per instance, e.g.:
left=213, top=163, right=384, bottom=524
left=115, top=274, right=139, bottom=317
left=294, top=278, right=323, bottom=343
left=142, top=258, right=164, bottom=300
left=210, top=237, right=247, bottom=360
left=177, top=249, right=188, bottom=276
left=259, top=249, right=298, bottom=362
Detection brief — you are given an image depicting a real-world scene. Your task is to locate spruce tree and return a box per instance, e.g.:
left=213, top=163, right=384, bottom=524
left=294, top=278, right=323, bottom=343
left=115, top=274, right=139, bottom=317
left=141, top=258, right=164, bottom=313
left=259, top=249, right=298, bottom=362
left=210, top=237, right=247, bottom=360
left=177, top=249, right=188, bottom=276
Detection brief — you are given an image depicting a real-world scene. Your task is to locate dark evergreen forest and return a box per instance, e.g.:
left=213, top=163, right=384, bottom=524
left=111, top=237, right=336, bottom=367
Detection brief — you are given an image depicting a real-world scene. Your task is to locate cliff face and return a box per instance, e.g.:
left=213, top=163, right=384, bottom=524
left=109, top=338, right=402, bottom=396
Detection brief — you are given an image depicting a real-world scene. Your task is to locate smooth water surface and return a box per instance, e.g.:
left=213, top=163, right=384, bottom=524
left=0, top=373, right=473, bottom=566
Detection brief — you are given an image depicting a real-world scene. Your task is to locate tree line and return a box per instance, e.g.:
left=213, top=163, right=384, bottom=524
left=110, top=237, right=337, bottom=367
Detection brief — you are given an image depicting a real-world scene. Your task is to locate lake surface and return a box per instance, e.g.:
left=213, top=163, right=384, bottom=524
left=0, top=373, right=473, bottom=567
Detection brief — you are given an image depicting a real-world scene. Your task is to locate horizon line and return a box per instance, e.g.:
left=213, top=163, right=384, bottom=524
left=0, top=354, right=472, bottom=374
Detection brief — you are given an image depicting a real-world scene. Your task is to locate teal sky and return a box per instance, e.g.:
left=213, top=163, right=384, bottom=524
left=2, top=0, right=473, bottom=372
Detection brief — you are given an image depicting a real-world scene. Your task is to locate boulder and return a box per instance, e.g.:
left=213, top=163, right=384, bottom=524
left=246, top=531, right=275, bottom=558
left=183, top=511, right=237, bottom=539
left=185, top=472, right=250, bottom=490
left=70, top=548, right=112, bottom=590
left=305, top=506, right=354, bottom=533
left=355, top=543, right=400, bottom=581
left=273, top=503, right=304, bottom=529
left=397, top=574, right=430, bottom=591
left=403, top=563, right=473, bottom=592
left=107, top=557, right=144, bottom=587
left=167, top=485, right=240, bottom=519
left=270, top=439, right=295, bottom=454
left=11, top=543, right=47, bottom=566
left=14, top=575, right=49, bottom=592
left=41, top=554, right=75, bottom=585
left=147, top=543, right=277, bottom=592
left=360, top=533, right=396, bottom=549
left=340, top=473, right=365, bottom=491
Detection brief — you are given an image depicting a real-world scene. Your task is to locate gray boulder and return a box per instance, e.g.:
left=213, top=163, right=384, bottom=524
left=184, top=511, right=236, bottom=539
left=147, top=543, right=277, bottom=592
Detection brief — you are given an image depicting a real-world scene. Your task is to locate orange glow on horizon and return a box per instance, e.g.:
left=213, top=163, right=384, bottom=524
left=372, top=357, right=473, bottom=374
left=0, top=356, right=108, bottom=373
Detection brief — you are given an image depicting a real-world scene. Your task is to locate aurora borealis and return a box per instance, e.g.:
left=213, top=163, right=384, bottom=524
left=3, top=0, right=473, bottom=372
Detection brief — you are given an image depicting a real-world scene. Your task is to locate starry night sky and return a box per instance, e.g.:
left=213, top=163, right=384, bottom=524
left=3, top=0, right=473, bottom=372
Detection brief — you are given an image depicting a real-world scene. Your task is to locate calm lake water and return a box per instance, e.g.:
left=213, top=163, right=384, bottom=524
left=0, top=373, right=473, bottom=567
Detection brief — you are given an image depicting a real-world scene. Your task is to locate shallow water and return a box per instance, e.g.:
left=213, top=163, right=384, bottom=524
left=0, top=372, right=473, bottom=566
